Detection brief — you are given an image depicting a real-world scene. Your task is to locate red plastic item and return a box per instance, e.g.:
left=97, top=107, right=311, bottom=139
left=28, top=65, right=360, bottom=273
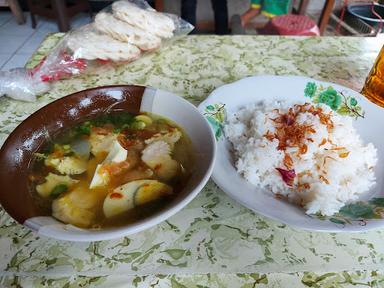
left=30, top=51, right=87, bottom=82
left=263, top=14, right=320, bottom=36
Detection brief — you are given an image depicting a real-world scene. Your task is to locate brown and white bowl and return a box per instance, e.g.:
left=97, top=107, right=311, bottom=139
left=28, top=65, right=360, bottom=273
left=0, top=85, right=215, bottom=241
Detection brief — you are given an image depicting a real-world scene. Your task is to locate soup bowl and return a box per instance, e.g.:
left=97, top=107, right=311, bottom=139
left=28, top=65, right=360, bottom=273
left=0, top=85, right=216, bottom=241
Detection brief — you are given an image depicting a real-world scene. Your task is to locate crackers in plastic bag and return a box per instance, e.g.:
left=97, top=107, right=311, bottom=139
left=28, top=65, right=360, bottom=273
left=67, top=28, right=141, bottom=62
left=0, top=0, right=193, bottom=102
left=94, top=12, right=161, bottom=51
left=112, top=0, right=176, bottom=38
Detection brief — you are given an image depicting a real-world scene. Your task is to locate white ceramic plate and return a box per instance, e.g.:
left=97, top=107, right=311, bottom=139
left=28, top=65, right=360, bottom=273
left=198, top=75, right=384, bottom=232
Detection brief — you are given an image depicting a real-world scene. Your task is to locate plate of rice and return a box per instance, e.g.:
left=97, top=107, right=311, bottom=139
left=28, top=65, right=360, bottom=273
left=198, top=75, right=384, bottom=232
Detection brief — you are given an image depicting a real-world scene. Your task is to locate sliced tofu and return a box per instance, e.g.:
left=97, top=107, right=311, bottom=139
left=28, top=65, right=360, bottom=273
left=104, top=140, right=128, bottom=163
left=89, top=164, right=110, bottom=189
left=141, top=141, right=180, bottom=181
left=36, top=173, right=79, bottom=198
left=144, top=127, right=181, bottom=148
left=89, top=140, right=128, bottom=189
left=45, top=156, right=87, bottom=175
left=103, top=179, right=172, bottom=218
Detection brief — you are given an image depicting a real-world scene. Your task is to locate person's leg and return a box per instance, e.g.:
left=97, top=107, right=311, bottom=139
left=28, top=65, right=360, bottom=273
left=240, top=0, right=261, bottom=27
left=181, top=0, right=198, bottom=26
left=211, top=0, right=228, bottom=34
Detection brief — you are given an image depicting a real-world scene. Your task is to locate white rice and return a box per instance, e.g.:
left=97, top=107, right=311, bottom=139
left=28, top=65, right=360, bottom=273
left=225, top=101, right=377, bottom=216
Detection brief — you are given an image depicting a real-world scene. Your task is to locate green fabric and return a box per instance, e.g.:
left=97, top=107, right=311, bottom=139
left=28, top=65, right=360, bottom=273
left=2, top=271, right=384, bottom=287
left=0, top=34, right=383, bottom=287
left=251, top=0, right=291, bottom=16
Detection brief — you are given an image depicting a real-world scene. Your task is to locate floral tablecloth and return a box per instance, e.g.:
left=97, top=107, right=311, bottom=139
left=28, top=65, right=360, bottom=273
left=0, top=35, right=384, bottom=288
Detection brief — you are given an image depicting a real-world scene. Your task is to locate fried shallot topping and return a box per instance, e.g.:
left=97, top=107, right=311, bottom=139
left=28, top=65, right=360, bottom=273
left=283, top=153, right=293, bottom=169
left=265, top=103, right=333, bottom=155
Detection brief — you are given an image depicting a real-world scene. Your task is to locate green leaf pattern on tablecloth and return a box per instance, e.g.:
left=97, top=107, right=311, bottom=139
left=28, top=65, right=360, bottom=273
left=0, top=35, right=383, bottom=286
left=1, top=270, right=384, bottom=287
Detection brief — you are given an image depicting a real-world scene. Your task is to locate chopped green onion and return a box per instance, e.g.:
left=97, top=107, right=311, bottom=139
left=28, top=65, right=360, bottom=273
left=131, top=121, right=146, bottom=130
left=74, top=124, right=91, bottom=136
left=135, top=115, right=152, bottom=125
left=110, top=113, right=134, bottom=126
left=50, top=184, right=68, bottom=198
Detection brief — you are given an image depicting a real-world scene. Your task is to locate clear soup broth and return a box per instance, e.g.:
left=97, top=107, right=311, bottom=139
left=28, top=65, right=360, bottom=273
left=29, top=112, right=194, bottom=229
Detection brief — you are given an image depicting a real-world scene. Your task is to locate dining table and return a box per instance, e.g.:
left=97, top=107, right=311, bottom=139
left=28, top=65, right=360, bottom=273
left=0, top=33, right=383, bottom=287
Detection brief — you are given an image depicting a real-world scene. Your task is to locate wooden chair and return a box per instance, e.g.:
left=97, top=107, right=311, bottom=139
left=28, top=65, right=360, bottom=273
left=26, top=0, right=92, bottom=32
left=318, top=0, right=336, bottom=35
left=0, top=0, right=25, bottom=24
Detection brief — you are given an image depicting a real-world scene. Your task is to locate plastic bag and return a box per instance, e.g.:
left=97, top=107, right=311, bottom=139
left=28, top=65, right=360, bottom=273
left=0, top=0, right=193, bottom=102
left=0, top=69, right=50, bottom=102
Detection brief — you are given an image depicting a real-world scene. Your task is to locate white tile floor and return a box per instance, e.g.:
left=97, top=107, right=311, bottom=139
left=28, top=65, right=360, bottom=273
left=0, top=11, right=92, bottom=71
